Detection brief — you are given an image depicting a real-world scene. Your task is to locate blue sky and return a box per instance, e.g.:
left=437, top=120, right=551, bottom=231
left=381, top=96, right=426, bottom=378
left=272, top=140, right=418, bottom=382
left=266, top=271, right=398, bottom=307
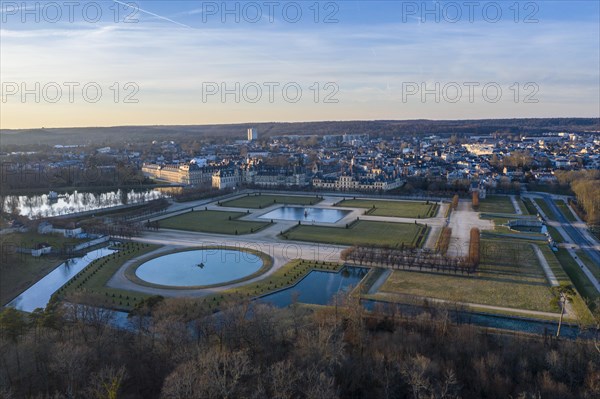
left=1, top=1, right=599, bottom=128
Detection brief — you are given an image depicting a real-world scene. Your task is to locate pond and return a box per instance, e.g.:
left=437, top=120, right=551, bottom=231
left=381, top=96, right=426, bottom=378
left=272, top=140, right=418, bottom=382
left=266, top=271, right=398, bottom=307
left=259, top=206, right=350, bottom=223
left=259, top=266, right=369, bottom=307
left=135, top=249, right=264, bottom=287
left=3, top=189, right=166, bottom=218
left=7, top=247, right=116, bottom=312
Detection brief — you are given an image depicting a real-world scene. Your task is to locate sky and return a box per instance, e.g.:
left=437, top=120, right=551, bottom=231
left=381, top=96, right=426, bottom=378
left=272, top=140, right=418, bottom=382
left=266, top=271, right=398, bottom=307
left=1, top=0, right=599, bottom=129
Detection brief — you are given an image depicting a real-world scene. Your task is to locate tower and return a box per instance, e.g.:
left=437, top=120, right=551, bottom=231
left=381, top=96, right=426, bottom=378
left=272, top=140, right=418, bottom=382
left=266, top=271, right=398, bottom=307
left=247, top=128, right=257, bottom=141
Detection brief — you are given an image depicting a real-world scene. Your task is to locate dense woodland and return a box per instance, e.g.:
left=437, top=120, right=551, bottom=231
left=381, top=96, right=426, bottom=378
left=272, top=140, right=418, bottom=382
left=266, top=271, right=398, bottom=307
left=1, top=295, right=599, bottom=399
left=555, top=170, right=600, bottom=226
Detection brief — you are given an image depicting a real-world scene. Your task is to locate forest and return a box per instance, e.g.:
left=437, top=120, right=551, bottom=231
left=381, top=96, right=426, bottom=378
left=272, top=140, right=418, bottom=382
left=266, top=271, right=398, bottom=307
left=0, top=294, right=599, bottom=399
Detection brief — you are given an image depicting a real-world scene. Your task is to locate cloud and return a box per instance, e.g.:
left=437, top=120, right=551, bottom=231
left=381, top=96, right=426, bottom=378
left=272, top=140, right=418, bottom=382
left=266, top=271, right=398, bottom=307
left=1, top=9, right=598, bottom=128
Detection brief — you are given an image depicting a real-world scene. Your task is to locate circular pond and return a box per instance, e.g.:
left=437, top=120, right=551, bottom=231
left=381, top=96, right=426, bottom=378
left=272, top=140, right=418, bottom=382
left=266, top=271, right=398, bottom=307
left=134, top=249, right=265, bottom=287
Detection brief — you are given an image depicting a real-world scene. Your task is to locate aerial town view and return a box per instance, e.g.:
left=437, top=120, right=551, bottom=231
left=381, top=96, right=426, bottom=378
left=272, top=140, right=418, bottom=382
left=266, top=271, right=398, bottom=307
left=0, top=1, right=599, bottom=398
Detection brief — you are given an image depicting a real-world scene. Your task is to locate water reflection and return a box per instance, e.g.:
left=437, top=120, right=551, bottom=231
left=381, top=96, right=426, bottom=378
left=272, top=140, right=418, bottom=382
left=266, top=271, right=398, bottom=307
left=135, top=249, right=264, bottom=287
left=260, top=266, right=369, bottom=307
left=7, top=247, right=115, bottom=312
left=259, top=206, right=350, bottom=223
left=4, top=189, right=166, bottom=218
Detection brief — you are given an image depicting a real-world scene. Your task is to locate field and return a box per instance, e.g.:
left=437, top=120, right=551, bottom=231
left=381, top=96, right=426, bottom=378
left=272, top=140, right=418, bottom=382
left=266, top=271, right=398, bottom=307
left=284, top=220, right=426, bottom=247
left=159, top=210, right=270, bottom=235
left=221, top=194, right=321, bottom=209
left=336, top=199, right=437, bottom=218
left=477, top=196, right=516, bottom=214
left=375, top=239, right=559, bottom=313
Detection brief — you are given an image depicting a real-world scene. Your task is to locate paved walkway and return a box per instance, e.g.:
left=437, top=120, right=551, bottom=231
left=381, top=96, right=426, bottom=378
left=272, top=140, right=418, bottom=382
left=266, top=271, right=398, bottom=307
left=447, top=201, right=494, bottom=257
left=531, top=244, right=559, bottom=286
left=510, top=195, right=523, bottom=215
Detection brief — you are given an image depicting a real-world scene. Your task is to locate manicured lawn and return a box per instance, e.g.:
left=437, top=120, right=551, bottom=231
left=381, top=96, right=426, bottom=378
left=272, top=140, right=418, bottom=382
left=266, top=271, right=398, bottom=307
left=57, top=242, right=159, bottom=311
left=534, top=198, right=558, bottom=221
left=221, top=194, right=321, bottom=209
left=576, top=250, right=600, bottom=280
left=284, top=220, right=426, bottom=247
left=159, top=210, right=270, bottom=235
left=522, top=198, right=538, bottom=215
left=478, top=195, right=516, bottom=214
left=555, top=248, right=599, bottom=303
left=376, top=239, right=558, bottom=313
left=547, top=225, right=564, bottom=243
left=337, top=199, right=438, bottom=218
left=555, top=200, right=576, bottom=222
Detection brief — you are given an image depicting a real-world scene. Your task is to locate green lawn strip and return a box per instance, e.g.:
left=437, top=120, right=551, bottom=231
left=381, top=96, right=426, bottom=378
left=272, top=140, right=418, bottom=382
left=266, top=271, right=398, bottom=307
left=538, top=245, right=595, bottom=324
left=201, top=259, right=343, bottom=309
left=547, top=226, right=564, bottom=243
left=55, top=243, right=160, bottom=311
left=221, top=194, right=321, bottom=209
left=478, top=196, right=516, bottom=214
left=336, top=199, right=436, bottom=219
left=522, top=198, right=538, bottom=215
left=555, top=248, right=599, bottom=304
left=123, top=247, right=273, bottom=290
left=576, top=250, right=600, bottom=280
left=283, top=220, right=425, bottom=247
left=533, top=198, right=558, bottom=221
left=554, top=200, right=577, bottom=222
left=376, top=239, right=559, bottom=313
left=159, top=210, right=270, bottom=235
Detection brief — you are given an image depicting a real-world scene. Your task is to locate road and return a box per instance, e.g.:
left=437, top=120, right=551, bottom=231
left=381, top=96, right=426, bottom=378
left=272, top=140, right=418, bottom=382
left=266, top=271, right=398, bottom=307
left=526, top=193, right=600, bottom=293
left=539, top=194, right=600, bottom=266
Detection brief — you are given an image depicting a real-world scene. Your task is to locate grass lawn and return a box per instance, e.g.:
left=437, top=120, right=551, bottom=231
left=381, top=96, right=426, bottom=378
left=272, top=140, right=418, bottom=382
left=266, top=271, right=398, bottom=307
left=522, top=198, right=538, bottom=215
left=337, top=199, right=438, bottom=218
left=555, top=248, right=599, bottom=303
left=4, top=231, right=85, bottom=250
left=375, top=239, right=558, bottom=313
left=555, top=200, right=576, bottom=222
left=221, top=194, right=321, bottom=209
left=576, top=250, right=600, bottom=280
left=284, top=220, right=426, bottom=247
left=159, top=210, right=270, bottom=235
left=534, top=198, right=558, bottom=221
left=546, top=226, right=564, bottom=243
left=478, top=195, right=516, bottom=214
left=57, top=242, right=159, bottom=311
